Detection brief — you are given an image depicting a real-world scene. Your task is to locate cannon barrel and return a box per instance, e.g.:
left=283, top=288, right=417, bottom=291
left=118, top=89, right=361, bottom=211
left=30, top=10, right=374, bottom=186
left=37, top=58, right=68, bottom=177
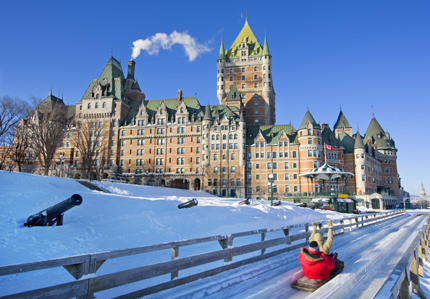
left=238, top=198, right=251, bottom=205
left=178, top=198, right=198, bottom=209
left=24, top=194, right=83, bottom=227
left=46, top=194, right=82, bottom=220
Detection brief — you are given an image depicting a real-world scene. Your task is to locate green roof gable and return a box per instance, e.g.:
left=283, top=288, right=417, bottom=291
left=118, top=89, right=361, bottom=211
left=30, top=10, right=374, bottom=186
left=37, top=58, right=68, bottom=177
left=218, top=40, right=226, bottom=60
left=246, top=124, right=297, bottom=146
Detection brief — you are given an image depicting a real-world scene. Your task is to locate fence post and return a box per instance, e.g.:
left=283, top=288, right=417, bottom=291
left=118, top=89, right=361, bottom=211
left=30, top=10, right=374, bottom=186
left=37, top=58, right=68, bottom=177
left=340, top=220, right=344, bottom=233
left=283, top=227, right=291, bottom=245
left=349, top=219, right=353, bottom=231
left=305, top=224, right=309, bottom=242
left=171, top=246, right=179, bottom=280
left=261, top=233, right=266, bottom=255
left=218, top=236, right=234, bottom=262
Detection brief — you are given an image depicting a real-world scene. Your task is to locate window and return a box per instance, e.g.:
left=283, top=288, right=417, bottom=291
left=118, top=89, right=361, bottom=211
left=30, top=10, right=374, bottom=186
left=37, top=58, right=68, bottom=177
left=95, top=103, right=98, bottom=109
left=293, top=163, right=297, bottom=168
left=242, top=84, right=245, bottom=89
left=285, top=173, right=290, bottom=180
left=231, top=153, right=235, bottom=160
left=247, top=163, right=252, bottom=170
left=254, top=83, right=258, bottom=88
left=254, top=67, right=257, bottom=71
left=292, top=151, right=297, bottom=158
left=214, top=154, right=218, bottom=160
left=242, top=68, right=245, bottom=72
left=267, top=163, right=272, bottom=170
left=88, top=103, right=91, bottom=109
left=255, top=101, right=259, bottom=107
left=229, top=69, right=233, bottom=73
left=293, top=174, right=298, bottom=179
left=214, top=167, right=218, bottom=174
left=308, top=138, right=312, bottom=144
left=254, top=75, right=257, bottom=79
left=242, top=76, right=245, bottom=80
left=255, top=110, right=259, bottom=115
left=229, top=76, right=233, bottom=81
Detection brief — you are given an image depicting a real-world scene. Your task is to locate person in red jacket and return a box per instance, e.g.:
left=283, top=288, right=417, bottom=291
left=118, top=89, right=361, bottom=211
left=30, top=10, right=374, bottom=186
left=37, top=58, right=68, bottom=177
left=298, top=241, right=335, bottom=280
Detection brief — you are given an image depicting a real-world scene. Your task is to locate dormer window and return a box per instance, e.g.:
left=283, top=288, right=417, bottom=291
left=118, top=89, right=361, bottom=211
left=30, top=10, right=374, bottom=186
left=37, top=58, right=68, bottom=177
left=96, top=94, right=99, bottom=99
left=180, top=108, right=184, bottom=113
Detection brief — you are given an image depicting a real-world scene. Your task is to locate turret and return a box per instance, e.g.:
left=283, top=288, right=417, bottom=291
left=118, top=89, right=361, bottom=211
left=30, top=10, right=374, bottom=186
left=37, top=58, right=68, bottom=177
left=354, top=128, right=366, bottom=195
left=202, top=104, right=213, bottom=168
left=238, top=101, right=245, bottom=167
left=217, top=40, right=226, bottom=104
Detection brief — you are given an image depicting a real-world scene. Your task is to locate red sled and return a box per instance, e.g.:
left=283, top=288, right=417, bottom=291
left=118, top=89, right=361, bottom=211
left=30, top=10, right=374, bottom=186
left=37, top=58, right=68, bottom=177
left=291, top=260, right=344, bottom=292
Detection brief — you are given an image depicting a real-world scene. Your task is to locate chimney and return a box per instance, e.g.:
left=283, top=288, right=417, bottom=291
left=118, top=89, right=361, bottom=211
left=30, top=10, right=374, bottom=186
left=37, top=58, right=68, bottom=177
left=321, top=123, right=329, bottom=130
left=127, top=59, right=135, bottom=80
left=178, top=89, right=182, bottom=102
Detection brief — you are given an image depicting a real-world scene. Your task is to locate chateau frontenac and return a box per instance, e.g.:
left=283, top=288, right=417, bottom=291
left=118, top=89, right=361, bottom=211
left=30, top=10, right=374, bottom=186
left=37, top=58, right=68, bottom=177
left=26, top=20, right=401, bottom=205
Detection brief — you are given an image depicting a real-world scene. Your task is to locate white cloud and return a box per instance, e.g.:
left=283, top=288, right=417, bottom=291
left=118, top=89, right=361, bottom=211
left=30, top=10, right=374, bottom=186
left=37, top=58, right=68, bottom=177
left=131, top=31, right=211, bottom=62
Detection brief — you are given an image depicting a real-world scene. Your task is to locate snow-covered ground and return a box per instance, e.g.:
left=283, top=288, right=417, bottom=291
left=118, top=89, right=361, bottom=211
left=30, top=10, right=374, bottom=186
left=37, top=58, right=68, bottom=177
left=0, top=170, right=428, bottom=298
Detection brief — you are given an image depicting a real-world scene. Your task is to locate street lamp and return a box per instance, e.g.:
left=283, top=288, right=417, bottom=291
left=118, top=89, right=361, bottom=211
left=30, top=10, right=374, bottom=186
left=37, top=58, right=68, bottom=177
left=268, top=173, right=274, bottom=206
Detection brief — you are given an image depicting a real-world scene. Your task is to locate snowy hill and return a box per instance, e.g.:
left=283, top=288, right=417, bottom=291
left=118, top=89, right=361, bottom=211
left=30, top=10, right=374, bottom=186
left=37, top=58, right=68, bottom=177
left=0, top=170, right=348, bottom=297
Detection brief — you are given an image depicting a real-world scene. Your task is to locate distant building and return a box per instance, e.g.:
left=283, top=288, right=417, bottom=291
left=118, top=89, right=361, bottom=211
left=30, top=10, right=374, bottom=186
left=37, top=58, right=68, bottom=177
left=14, top=19, right=402, bottom=204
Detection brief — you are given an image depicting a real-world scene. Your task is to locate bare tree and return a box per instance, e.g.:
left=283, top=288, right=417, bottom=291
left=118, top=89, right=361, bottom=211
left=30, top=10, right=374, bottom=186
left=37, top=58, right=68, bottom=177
left=0, top=134, right=13, bottom=170
left=28, top=103, right=68, bottom=175
left=0, top=95, right=32, bottom=139
left=72, top=120, right=108, bottom=180
left=10, top=121, right=32, bottom=172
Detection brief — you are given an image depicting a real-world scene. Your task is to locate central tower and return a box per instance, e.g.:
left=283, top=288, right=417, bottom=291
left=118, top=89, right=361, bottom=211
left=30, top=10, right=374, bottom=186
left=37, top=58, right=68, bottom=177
left=216, top=19, right=276, bottom=125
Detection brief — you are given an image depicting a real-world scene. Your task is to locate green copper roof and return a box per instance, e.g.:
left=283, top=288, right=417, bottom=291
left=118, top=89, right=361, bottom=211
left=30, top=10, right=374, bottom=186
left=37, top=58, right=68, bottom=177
left=338, top=132, right=355, bottom=153
left=81, top=56, right=125, bottom=101
left=333, top=110, right=351, bottom=129
left=246, top=124, right=297, bottom=146
left=131, top=81, right=141, bottom=91
left=218, top=40, right=226, bottom=60
left=322, top=126, right=341, bottom=147
left=299, top=109, right=320, bottom=130
left=354, top=129, right=365, bottom=150
left=364, top=116, right=384, bottom=142
left=226, top=19, right=263, bottom=59
left=203, top=104, right=212, bottom=120
left=225, top=83, right=240, bottom=102
left=262, top=36, right=271, bottom=57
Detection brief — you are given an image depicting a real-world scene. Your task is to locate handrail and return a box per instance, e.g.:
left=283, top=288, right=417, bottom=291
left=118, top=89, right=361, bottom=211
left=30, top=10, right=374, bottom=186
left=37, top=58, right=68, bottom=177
left=0, top=210, right=405, bottom=299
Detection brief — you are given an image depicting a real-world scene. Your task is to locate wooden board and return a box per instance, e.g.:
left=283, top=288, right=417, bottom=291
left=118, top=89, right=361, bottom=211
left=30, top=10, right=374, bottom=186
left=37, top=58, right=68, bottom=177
left=291, top=264, right=343, bottom=292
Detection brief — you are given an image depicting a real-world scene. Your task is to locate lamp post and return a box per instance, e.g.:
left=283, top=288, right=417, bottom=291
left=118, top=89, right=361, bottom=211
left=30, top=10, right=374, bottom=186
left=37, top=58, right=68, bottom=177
left=268, top=173, right=274, bottom=206
left=330, top=186, right=336, bottom=210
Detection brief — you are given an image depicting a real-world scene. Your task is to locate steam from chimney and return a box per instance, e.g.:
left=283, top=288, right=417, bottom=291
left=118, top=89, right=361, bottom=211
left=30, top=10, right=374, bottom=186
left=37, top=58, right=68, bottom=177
left=131, top=31, right=211, bottom=62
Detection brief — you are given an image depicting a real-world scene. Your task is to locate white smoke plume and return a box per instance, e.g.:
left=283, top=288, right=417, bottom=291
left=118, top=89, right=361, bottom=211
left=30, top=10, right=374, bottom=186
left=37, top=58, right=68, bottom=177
left=131, top=31, right=211, bottom=62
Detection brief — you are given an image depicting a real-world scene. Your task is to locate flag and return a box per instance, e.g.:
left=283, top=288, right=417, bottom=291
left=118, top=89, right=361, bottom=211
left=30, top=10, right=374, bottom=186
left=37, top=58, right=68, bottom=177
left=324, top=143, right=333, bottom=150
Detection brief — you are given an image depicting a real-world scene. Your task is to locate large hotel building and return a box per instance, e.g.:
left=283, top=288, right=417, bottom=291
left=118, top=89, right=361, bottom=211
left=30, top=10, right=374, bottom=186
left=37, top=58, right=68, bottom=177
left=25, top=20, right=401, bottom=202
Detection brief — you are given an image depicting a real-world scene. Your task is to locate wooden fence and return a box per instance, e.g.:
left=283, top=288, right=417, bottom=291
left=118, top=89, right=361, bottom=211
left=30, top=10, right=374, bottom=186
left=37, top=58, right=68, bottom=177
left=375, top=213, right=430, bottom=299
left=0, top=210, right=404, bottom=299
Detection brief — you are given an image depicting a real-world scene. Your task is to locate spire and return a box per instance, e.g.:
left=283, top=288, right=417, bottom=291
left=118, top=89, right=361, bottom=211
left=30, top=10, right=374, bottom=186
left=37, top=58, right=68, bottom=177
left=333, top=110, right=352, bottom=129
left=299, top=108, right=320, bottom=130
left=218, top=38, right=226, bottom=60
left=262, top=34, right=271, bottom=57
left=354, top=128, right=365, bottom=150
left=203, top=103, right=212, bottom=121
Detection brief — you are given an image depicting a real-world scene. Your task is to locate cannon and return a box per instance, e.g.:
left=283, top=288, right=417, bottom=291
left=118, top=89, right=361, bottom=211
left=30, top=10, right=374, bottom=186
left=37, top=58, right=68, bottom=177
left=178, top=198, right=198, bottom=209
left=238, top=198, right=251, bottom=205
left=24, top=194, right=83, bottom=227
left=273, top=201, right=282, bottom=206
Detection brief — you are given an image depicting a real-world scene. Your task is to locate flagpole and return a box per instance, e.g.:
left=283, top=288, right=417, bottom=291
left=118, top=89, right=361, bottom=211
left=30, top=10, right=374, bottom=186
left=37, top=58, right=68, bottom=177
left=324, top=144, right=327, bottom=164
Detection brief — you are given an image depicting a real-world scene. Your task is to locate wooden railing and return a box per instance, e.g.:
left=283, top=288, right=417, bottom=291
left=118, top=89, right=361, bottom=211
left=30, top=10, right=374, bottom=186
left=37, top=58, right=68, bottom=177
left=375, top=214, right=430, bottom=299
left=0, top=210, right=405, bottom=299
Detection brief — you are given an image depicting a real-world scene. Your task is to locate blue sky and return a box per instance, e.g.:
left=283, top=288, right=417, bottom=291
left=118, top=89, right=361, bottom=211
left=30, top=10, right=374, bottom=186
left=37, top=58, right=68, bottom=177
left=0, top=1, right=429, bottom=195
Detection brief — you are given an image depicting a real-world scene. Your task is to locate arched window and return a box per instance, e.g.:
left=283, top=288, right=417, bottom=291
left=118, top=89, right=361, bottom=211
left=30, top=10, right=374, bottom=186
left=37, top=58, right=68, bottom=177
left=229, top=134, right=233, bottom=139
left=88, top=103, right=91, bottom=109
left=216, top=135, right=220, bottom=140
left=223, top=135, right=226, bottom=140
left=180, top=108, right=184, bottom=113
left=211, top=135, right=215, bottom=140
left=102, top=102, right=106, bottom=108
left=95, top=103, right=99, bottom=108
left=234, top=134, right=238, bottom=139
left=160, top=109, right=163, bottom=114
